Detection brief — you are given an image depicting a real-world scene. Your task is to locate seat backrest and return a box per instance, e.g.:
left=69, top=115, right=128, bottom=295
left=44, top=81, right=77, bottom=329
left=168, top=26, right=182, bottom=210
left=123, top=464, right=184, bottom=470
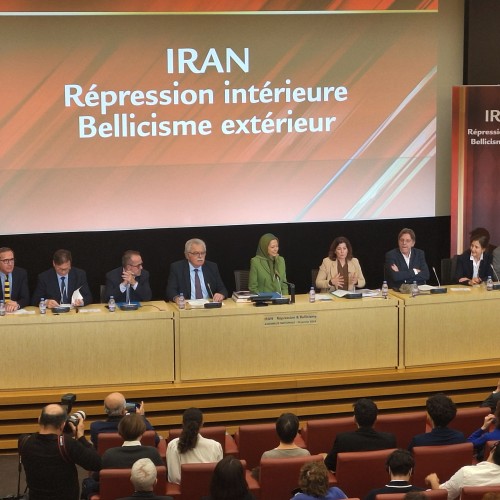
left=412, top=442, right=473, bottom=488
left=98, top=465, right=166, bottom=500
left=234, top=269, right=250, bottom=291
left=376, top=490, right=448, bottom=500
left=168, top=426, right=227, bottom=453
left=178, top=462, right=217, bottom=500
left=259, top=454, right=324, bottom=500
left=302, top=417, right=356, bottom=455
left=453, top=407, right=491, bottom=437
left=375, top=411, right=427, bottom=449
left=460, top=485, right=500, bottom=500
left=97, top=430, right=156, bottom=456
left=335, top=448, right=397, bottom=499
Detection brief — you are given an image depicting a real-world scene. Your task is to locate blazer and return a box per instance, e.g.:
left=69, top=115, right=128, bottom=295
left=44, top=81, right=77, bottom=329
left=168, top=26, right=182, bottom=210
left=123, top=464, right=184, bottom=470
left=454, top=250, right=493, bottom=283
left=385, top=247, right=430, bottom=289
left=248, top=255, right=288, bottom=295
left=408, top=426, right=465, bottom=451
left=0, top=267, right=30, bottom=308
left=31, top=267, right=93, bottom=306
left=165, top=260, right=228, bottom=301
left=316, top=257, right=366, bottom=291
left=105, top=267, right=152, bottom=302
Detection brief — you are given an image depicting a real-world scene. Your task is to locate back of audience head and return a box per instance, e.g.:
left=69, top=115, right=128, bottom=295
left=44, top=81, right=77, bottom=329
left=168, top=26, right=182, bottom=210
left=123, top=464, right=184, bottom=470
left=131, top=458, right=157, bottom=492
left=118, top=412, right=146, bottom=441
left=386, top=449, right=414, bottom=477
left=353, top=398, right=378, bottom=427
left=39, top=404, right=67, bottom=431
left=178, top=407, right=203, bottom=453
left=276, top=412, right=300, bottom=444
left=104, top=392, right=127, bottom=417
left=299, top=461, right=329, bottom=497
left=209, top=455, right=249, bottom=500
left=426, top=393, right=456, bottom=428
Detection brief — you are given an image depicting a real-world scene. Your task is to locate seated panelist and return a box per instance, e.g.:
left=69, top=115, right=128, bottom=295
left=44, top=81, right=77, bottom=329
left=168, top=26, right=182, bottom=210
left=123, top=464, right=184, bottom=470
left=0, top=246, right=30, bottom=312
left=455, top=233, right=493, bottom=285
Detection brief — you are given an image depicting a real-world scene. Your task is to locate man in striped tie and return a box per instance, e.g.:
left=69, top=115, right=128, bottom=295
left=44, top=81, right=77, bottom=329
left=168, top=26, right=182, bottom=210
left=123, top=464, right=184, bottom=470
left=0, top=247, right=30, bottom=312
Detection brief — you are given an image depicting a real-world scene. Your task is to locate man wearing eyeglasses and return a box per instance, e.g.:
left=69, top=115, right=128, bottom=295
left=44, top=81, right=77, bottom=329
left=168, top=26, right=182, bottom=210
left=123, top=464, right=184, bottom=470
left=165, top=238, right=228, bottom=304
left=0, top=246, right=30, bottom=312
left=105, top=250, right=152, bottom=303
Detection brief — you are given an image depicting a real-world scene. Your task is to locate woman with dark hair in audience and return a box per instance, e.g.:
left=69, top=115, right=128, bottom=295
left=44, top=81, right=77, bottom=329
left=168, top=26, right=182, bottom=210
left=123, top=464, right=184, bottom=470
left=292, top=461, right=347, bottom=500
left=468, top=401, right=500, bottom=461
left=202, top=455, right=255, bottom=500
left=455, top=233, right=493, bottom=285
left=166, top=407, right=223, bottom=484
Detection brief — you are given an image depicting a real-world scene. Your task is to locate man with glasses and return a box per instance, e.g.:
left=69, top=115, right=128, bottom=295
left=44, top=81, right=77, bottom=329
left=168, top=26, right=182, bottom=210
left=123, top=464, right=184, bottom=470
left=0, top=246, right=30, bottom=311
left=165, top=238, right=227, bottom=304
left=105, top=250, right=152, bottom=303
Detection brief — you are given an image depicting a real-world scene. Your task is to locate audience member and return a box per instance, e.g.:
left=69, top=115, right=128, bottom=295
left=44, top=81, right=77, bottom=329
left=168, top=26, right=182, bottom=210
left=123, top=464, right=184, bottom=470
left=202, top=455, right=255, bottom=500
left=468, top=401, right=500, bottom=461
left=425, top=439, right=500, bottom=500
left=292, top=461, right=347, bottom=500
left=19, top=404, right=101, bottom=500
left=31, top=249, right=92, bottom=307
left=364, top=449, right=424, bottom=500
left=116, top=458, right=173, bottom=500
left=454, top=233, right=493, bottom=285
left=480, top=379, right=500, bottom=412
left=324, top=398, right=396, bottom=471
left=166, top=407, right=223, bottom=484
left=261, top=413, right=310, bottom=459
left=165, top=239, right=227, bottom=304
left=385, top=228, right=430, bottom=290
left=408, top=393, right=465, bottom=451
left=105, top=250, right=152, bottom=303
left=0, top=246, right=30, bottom=311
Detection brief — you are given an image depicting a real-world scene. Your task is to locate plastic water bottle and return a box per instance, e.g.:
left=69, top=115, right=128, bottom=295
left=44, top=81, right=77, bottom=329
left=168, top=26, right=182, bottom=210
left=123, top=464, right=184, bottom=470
left=39, top=298, right=46, bottom=315
left=0, top=300, right=5, bottom=316
left=178, top=292, right=186, bottom=309
left=108, top=295, right=116, bottom=312
left=381, top=281, right=389, bottom=299
left=487, top=276, right=493, bottom=291
left=309, top=286, right=316, bottom=303
left=411, top=281, right=419, bottom=298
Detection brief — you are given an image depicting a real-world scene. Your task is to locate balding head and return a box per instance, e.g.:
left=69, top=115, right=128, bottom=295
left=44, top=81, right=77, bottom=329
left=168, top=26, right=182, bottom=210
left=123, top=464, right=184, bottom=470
left=39, top=404, right=67, bottom=432
left=104, top=392, right=126, bottom=417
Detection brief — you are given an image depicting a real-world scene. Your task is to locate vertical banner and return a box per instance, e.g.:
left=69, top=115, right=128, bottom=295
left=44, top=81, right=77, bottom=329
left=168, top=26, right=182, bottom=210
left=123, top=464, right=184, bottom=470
left=451, top=86, right=500, bottom=255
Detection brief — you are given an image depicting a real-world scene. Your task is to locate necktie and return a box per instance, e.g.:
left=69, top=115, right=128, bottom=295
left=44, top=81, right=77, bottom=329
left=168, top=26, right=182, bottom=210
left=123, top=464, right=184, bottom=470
left=4, top=276, right=10, bottom=301
left=194, top=269, right=203, bottom=299
left=61, top=277, right=68, bottom=303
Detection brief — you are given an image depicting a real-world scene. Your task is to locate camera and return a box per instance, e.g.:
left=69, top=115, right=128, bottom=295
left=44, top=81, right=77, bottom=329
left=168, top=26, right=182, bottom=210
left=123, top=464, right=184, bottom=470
left=125, top=401, right=140, bottom=413
left=60, top=393, right=86, bottom=433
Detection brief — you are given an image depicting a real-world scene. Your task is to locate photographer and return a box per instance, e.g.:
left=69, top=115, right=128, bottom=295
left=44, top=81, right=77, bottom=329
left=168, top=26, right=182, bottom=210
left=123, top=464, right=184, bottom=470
left=19, top=403, right=101, bottom=500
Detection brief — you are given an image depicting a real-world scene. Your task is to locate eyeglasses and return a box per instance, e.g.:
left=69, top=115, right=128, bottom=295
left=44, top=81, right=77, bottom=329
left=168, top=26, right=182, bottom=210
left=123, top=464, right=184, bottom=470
left=188, top=252, right=206, bottom=257
left=128, top=262, right=143, bottom=268
left=0, top=258, right=15, bottom=264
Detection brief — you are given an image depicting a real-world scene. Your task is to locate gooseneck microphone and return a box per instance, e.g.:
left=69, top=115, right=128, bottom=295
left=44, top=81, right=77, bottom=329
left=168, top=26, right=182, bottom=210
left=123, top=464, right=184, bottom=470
left=490, top=264, right=500, bottom=290
left=273, top=271, right=290, bottom=304
left=430, top=266, right=447, bottom=294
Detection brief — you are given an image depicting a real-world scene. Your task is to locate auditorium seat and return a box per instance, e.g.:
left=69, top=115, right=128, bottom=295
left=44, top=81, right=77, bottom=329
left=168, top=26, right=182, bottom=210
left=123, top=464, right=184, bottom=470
left=375, top=411, right=427, bottom=449
left=376, top=490, right=447, bottom=500
left=412, top=442, right=474, bottom=488
left=335, top=448, right=397, bottom=499
left=89, top=465, right=166, bottom=500
left=234, top=269, right=250, bottom=291
left=460, top=485, right=500, bottom=500
left=452, top=407, right=491, bottom=437
left=302, top=416, right=356, bottom=455
left=234, top=422, right=306, bottom=469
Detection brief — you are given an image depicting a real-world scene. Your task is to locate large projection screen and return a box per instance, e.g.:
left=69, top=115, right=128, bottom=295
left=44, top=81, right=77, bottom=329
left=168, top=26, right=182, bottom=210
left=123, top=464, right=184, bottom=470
left=1, top=0, right=440, bottom=234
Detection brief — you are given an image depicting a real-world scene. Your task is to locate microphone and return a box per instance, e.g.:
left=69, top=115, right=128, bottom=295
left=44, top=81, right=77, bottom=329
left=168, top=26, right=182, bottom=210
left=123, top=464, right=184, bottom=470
left=120, top=283, right=139, bottom=310
left=204, top=282, right=221, bottom=308
left=282, top=280, right=296, bottom=304
left=490, top=264, right=500, bottom=290
left=430, top=267, right=447, bottom=294
left=273, top=271, right=290, bottom=304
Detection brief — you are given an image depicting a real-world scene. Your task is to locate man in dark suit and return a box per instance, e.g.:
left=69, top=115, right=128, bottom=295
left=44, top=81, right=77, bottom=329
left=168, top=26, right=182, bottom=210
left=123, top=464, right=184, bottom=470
left=324, top=398, right=396, bottom=472
left=105, top=250, right=152, bottom=303
left=0, top=246, right=30, bottom=311
left=31, top=249, right=92, bottom=308
left=165, top=238, right=228, bottom=304
left=385, top=228, right=430, bottom=290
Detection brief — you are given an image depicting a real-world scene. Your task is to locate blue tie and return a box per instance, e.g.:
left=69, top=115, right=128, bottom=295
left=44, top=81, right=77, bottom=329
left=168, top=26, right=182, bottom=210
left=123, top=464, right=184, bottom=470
left=61, top=277, right=68, bottom=303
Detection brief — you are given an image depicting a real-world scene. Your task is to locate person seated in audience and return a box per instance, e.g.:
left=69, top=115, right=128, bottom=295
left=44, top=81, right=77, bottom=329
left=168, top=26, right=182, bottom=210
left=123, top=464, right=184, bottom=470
left=166, top=407, right=223, bottom=484
left=454, top=233, right=493, bottom=285
left=408, top=393, right=465, bottom=451
left=323, top=398, right=397, bottom=472
left=116, top=458, right=173, bottom=500
left=249, top=233, right=288, bottom=295
left=425, top=439, right=500, bottom=500
left=201, top=455, right=256, bottom=500
left=291, top=461, right=347, bottom=500
left=262, top=413, right=310, bottom=459
left=364, top=449, right=424, bottom=500
left=315, top=237, right=366, bottom=292
left=480, top=379, right=500, bottom=412
left=468, top=401, right=500, bottom=461
left=90, top=392, right=157, bottom=449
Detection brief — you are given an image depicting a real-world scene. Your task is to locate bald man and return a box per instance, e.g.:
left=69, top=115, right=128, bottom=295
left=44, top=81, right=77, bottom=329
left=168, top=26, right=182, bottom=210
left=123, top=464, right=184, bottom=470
left=90, top=392, right=158, bottom=449
left=19, top=403, right=101, bottom=500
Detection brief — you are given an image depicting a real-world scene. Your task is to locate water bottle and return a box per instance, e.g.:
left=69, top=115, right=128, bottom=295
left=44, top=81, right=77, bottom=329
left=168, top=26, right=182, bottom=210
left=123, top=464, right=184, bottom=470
left=0, top=300, right=5, bottom=317
left=108, top=295, right=116, bottom=312
left=487, top=276, right=493, bottom=291
left=309, top=286, right=316, bottom=303
left=39, top=298, right=47, bottom=315
left=381, top=281, right=389, bottom=299
left=178, top=292, right=186, bottom=310
left=411, top=281, right=419, bottom=298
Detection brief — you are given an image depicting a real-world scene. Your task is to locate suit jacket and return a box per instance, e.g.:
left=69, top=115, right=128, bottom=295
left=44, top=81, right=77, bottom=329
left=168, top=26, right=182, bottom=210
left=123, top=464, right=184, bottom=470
left=31, top=267, right=93, bottom=306
left=0, top=267, right=30, bottom=308
left=105, top=267, right=152, bottom=302
left=454, top=250, right=493, bottom=283
left=316, top=257, right=366, bottom=291
left=165, top=260, right=228, bottom=301
left=385, top=247, right=430, bottom=289
left=324, top=427, right=397, bottom=471
left=101, top=445, right=163, bottom=469
left=248, top=255, right=288, bottom=295
left=408, top=426, right=465, bottom=451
